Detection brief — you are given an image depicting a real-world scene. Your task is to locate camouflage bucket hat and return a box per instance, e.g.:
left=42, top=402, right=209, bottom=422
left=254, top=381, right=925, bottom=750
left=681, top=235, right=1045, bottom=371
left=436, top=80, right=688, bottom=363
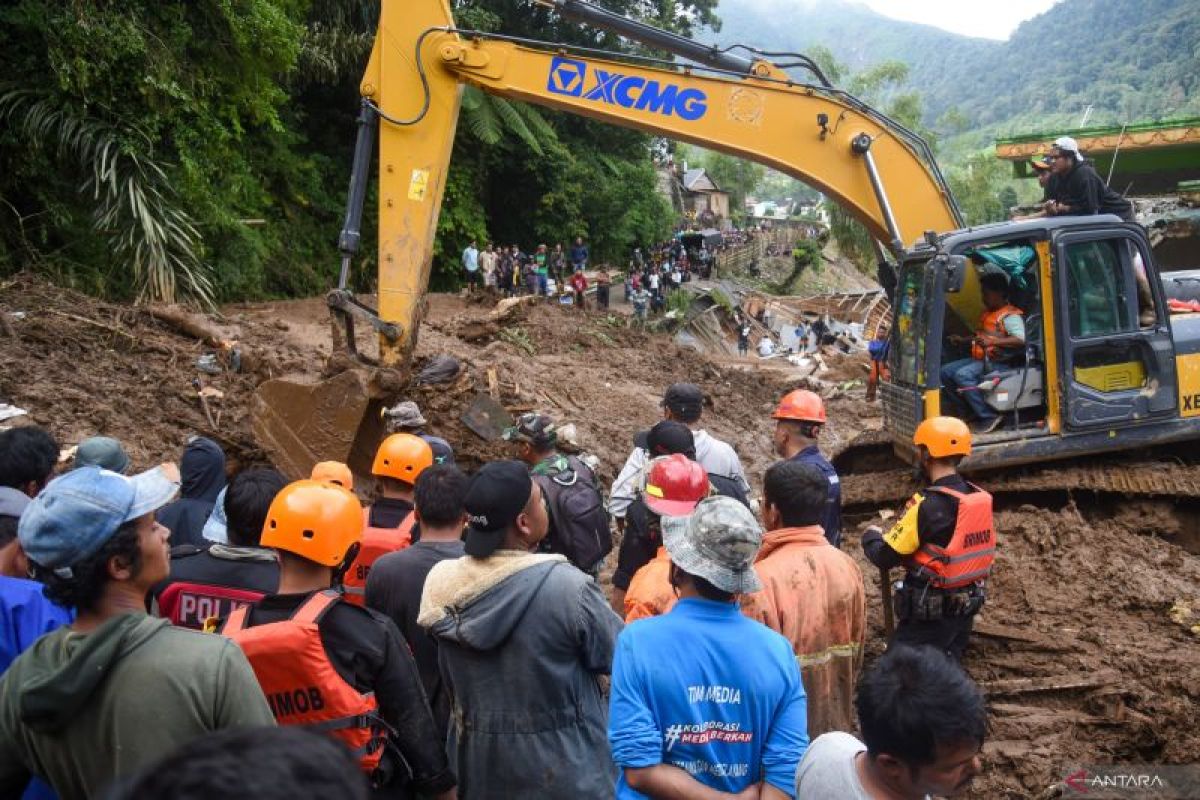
left=502, top=412, right=558, bottom=447
left=662, top=495, right=763, bottom=594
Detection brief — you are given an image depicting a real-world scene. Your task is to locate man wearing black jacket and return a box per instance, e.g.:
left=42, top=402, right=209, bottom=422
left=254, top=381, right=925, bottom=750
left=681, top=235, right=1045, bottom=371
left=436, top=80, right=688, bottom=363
left=1046, top=136, right=1134, bottom=222
left=152, top=469, right=284, bottom=629
left=609, top=420, right=749, bottom=614
left=222, top=480, right=455, bottom=800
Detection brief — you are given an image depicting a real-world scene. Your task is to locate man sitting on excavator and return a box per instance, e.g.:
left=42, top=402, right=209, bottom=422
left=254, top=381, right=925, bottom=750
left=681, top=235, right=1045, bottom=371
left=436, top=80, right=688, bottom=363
left=939, top=273, right=1025, bottom=434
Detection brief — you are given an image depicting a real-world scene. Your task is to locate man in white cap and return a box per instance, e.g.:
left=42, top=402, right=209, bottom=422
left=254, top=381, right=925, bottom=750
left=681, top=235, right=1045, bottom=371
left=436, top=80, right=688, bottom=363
left=608, top=496, right=808, bottom=799
left=0, top=465, right=274, bottom=800
left=1048, top=136, right=1153, bottom=325
left=1047, top=136, right=1134, bottom=223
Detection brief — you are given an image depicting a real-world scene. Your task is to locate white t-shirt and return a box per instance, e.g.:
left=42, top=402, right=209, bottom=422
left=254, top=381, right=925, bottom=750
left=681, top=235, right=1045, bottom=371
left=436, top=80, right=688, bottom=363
left=795, top=732, right=872, bottom=799
left=607, top=429, right=749, bottom=517
left=796, top=733, right=933, bottom=800
left=648, top=274, right=660, bottom=290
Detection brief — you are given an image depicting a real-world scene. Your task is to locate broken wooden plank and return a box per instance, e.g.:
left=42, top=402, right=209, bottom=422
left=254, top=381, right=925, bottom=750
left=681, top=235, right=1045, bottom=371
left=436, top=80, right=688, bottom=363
left=982, top=670, right=1120, bottom=696
left=973, top=620, right=1070, bottom=648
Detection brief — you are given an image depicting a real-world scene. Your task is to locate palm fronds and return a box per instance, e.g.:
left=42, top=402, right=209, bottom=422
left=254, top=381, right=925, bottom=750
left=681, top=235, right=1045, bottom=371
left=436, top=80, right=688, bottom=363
left=460, top=86, right=559, bottom=156
left=0, top=90, right=213, bottom=305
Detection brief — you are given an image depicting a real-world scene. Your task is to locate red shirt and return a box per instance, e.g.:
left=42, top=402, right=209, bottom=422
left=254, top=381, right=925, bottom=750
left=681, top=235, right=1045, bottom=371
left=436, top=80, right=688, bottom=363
left=570, top=273, right=588, bottom=292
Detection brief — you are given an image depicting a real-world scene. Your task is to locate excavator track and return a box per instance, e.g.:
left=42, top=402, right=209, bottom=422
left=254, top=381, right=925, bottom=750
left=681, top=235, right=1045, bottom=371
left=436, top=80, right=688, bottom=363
left=842, top=459, right=1200, bottom=513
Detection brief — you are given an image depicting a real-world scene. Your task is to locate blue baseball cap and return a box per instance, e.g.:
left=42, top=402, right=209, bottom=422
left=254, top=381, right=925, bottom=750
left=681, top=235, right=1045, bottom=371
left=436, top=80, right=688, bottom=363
left=19, top=465, right=180, bottom=578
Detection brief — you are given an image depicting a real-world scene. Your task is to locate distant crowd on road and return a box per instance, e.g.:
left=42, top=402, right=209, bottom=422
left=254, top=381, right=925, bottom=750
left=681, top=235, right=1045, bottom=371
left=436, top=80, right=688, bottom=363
left=460, top=228, right=770, bottom=319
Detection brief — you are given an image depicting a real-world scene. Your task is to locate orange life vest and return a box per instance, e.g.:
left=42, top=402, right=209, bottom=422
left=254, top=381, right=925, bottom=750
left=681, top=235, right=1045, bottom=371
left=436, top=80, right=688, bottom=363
left=971, top=304, right=1023, bottom=361
left=906, top=484, right=996, bottom=590
left=222, top=590, right=386, bottom=773
left=341, top=507, right=416, bottom=607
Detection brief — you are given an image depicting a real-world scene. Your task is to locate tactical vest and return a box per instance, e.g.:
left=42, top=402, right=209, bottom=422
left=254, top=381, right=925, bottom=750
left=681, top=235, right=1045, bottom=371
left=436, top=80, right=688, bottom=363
left=341, top=507, right=416, bottom=607
left=158, top=581, right=266, bottom=631
left=907, top=485, right=996, bottom=590
left=222, top=590, right=386, bottom=773
left=971, top=304, right=1023, bottom=361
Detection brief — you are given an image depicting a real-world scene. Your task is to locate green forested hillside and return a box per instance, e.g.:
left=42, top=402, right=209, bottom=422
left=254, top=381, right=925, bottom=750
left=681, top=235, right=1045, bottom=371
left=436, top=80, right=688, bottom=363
left=711, top=0, right=1200, bottom=139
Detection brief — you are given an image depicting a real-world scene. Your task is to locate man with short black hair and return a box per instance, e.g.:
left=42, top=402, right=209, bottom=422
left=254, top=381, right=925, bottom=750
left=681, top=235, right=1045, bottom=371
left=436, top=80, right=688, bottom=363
left=795, top=644, right=986, bottom=799
left=152, top=469, right=286, bottom=629
left=609, top=383, right=748, bottom=522
left=366, top=464, right=468, bottom=742
left=743, top=461, right=865, bottom=738
left=505, top=413, right=611, bottom=574
left=0, top=426, right=58, bottom=498
left=609, top=496, right=808, bottom=799
left=420, top=460, right=621, bottom=798
left=0, top=465, right=275, bottom=800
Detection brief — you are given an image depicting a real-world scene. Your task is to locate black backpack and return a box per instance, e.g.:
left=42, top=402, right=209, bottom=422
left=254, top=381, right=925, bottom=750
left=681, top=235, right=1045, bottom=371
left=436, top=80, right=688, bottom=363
left=534, top=456, right=612, bottom=572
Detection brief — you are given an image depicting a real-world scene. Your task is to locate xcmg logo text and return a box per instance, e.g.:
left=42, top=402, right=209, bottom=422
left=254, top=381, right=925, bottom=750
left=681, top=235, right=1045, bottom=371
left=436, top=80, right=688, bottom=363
left=546, top=56, right=708, bottom=121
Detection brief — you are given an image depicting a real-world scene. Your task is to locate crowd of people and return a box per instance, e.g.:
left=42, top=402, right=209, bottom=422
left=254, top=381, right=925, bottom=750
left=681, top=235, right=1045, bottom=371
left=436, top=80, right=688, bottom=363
left=0, top=379, right=995, bottom=799
left=462, top=231, right=735, bottom=319
left=461, top=238, right=605, bottom=309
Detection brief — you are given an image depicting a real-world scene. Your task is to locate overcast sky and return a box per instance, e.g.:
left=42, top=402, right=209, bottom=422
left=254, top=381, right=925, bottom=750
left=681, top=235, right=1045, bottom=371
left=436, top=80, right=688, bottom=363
left=858, top=0, right=1063, bottom=39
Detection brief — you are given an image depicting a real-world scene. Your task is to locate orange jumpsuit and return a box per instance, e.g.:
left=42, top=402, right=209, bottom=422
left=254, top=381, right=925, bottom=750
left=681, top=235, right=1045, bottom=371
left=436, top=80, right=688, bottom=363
left=741, top=526, right=866, bottom=737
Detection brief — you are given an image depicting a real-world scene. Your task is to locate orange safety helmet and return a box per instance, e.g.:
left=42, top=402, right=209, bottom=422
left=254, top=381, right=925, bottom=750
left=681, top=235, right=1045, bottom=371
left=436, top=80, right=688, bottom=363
left=772, top=389, right=826, bottom=424
left=261, top=479, right=364, bottom=567
left=913, top=416, right=972, bottom=458
left=372, top=434, right=433, bottom=484
left=311, top=460, right=354, bottom=490
left=643, top=454, right=710, bottom=517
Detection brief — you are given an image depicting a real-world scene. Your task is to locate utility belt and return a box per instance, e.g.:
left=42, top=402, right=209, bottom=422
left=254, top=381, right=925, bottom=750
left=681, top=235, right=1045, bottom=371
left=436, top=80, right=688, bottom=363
left=893, top=580, right=986, bottom=622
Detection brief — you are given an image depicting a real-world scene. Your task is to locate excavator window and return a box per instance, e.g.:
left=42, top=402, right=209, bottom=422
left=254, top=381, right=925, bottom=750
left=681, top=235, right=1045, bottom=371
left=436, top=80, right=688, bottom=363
left=1065, top=240, right=1136, bottom=338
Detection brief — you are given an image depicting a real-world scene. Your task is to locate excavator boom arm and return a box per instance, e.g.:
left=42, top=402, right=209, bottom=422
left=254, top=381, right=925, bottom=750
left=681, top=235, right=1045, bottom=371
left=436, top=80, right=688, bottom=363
left=251, top=0, right=964, bottom=480
left=367, top=0, right=962, bottom=364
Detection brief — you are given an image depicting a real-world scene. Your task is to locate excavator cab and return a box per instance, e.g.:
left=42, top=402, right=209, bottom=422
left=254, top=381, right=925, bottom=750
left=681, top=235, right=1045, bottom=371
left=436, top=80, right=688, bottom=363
left=882, top=217, right=1198, bottom=473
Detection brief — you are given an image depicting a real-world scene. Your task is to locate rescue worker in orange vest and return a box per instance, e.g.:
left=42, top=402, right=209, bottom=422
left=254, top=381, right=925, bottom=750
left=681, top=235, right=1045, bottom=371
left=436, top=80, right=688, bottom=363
left=221, top=480, right=456, bottom=799
left=623, top=454, right=710, bottom=622
left=861, top=417, right=995, bottom=661
left=342, top=434, right=433, bottom=606
left=939, top=272, right=1025, bottom=435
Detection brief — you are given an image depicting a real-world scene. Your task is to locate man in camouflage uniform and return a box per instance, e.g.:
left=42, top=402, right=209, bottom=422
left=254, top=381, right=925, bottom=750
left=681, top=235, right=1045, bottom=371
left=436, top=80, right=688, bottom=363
left=504, top=414, right=611, bottom=575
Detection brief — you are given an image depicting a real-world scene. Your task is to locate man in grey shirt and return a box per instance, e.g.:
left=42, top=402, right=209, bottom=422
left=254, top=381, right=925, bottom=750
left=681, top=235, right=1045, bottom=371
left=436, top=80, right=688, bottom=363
left=609, top=383, right=749, bottom=520
left=796, top=645, right=986, bottom=799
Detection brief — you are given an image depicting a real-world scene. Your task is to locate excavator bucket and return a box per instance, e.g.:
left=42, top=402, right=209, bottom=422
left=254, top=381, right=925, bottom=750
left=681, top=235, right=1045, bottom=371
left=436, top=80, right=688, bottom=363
left=251, top=369, right=387, bottom=481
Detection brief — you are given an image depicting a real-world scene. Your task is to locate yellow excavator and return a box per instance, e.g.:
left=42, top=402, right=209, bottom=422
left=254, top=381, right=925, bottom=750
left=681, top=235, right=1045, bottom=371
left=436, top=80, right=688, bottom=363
left=253, top=0, right=1200, bottom=515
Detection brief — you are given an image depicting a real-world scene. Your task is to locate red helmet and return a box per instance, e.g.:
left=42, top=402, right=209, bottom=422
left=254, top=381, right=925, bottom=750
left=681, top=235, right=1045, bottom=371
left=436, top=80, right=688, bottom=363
left=772, top=389, right=826, bottom=423
left=643, top=454, right=710, bottom=516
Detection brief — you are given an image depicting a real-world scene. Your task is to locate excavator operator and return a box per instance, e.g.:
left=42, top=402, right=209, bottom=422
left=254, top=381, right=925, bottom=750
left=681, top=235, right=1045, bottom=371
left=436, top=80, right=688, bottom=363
left=939, top=273, right=1025, bottom=434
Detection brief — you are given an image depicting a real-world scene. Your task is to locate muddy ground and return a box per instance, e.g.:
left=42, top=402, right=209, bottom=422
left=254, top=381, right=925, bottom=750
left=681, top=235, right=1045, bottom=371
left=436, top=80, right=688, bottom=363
left=2, top=273, right=1198, bottom=798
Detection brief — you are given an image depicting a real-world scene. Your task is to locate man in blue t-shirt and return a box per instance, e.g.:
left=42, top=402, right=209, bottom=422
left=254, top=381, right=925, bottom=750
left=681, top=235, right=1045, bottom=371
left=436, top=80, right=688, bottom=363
left=0, top=487, right=72, bottom=800
left=609, top=496, right=809, bottom=799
